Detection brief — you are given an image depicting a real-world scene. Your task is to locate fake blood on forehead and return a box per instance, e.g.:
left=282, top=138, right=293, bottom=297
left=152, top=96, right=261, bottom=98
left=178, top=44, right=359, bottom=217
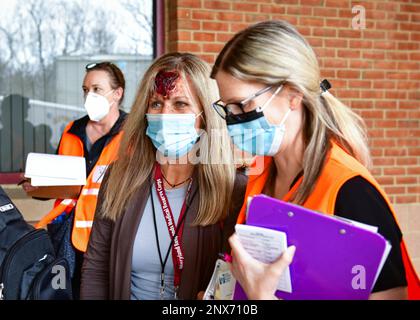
left=155, top=71, right=180, bottom=98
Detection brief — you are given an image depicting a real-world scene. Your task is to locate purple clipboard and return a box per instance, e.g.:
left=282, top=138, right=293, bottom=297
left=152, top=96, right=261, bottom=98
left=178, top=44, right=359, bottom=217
left=233, top=195, right=388, bottom=300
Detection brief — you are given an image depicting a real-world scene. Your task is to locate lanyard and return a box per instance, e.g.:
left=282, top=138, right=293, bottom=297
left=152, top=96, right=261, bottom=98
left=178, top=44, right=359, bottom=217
left=151, top=163, right=193, bottom=299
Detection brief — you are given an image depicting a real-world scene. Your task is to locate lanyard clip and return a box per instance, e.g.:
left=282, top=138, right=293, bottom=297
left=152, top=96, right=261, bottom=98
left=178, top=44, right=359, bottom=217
left=174, top=286, right=179, bottom=300
left=160, top=273, right=165, bottom=300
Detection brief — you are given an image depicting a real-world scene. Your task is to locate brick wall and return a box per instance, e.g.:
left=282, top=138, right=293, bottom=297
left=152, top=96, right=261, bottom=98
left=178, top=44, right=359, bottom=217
left=166, top=0, right=419, bottom=205
left=165, top=0, right=420, bottom=271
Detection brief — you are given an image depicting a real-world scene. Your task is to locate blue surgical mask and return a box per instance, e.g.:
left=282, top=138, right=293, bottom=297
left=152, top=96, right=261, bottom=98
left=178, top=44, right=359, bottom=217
left=227, top=86, right=291, bottom=156
left=146, top=113, right=201, bottom=159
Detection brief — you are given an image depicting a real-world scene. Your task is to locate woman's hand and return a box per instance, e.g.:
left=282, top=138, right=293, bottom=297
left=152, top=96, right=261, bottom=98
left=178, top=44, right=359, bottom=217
left=228, top=233, right=296, bottom=300
left=18, top=173, right=38, bottom=193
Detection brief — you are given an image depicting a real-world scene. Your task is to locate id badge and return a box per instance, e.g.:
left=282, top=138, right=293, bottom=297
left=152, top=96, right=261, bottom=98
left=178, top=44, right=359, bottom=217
left=203, top=259, right=236, bottom=300
left=93, top=165, right=108, bottom=183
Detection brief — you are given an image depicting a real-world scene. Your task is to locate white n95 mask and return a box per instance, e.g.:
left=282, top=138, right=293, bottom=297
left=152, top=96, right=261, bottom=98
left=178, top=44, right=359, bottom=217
left=84, top=91, right=114, bottom=122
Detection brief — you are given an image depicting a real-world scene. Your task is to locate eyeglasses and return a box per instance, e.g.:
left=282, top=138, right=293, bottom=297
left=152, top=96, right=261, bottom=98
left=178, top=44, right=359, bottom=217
left=212, top=85, right=282, bottom=124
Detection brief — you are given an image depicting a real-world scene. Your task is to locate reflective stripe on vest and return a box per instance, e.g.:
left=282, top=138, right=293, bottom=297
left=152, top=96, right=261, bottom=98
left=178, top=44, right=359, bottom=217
left=75, top=220, right=94, bottom=228
left=81, top=188, right=100, bottom=196
left=237, top=141, right=420, bottom=300
left=36, top=120, right=123, bottom=252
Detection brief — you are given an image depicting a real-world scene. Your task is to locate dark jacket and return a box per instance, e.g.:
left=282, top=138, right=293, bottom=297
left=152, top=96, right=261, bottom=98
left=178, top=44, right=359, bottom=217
left=80, top=168, right=247, bottom=300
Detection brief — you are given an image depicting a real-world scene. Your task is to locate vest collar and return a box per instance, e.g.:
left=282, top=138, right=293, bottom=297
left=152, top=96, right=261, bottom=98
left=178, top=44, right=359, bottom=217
left=68, top=110, right=127, bottom=139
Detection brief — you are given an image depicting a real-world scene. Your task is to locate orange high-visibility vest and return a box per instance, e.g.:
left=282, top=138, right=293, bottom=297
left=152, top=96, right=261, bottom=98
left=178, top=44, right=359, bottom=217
left=36, top=121, right=123, bottom=252
left=237, top=141, right=420, bottom=300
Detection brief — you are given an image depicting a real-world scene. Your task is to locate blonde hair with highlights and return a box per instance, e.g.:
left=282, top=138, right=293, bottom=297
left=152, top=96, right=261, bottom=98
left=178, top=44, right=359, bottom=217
left=102, top=52, right=235, bottom=225
left=212, top=20, right=371, bottom=204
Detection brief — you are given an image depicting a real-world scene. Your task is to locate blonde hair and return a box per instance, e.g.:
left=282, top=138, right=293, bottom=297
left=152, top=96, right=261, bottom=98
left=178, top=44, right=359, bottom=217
left=102, top=52, right=236, bottom=225
left=211, top=20, right=371, bottom=204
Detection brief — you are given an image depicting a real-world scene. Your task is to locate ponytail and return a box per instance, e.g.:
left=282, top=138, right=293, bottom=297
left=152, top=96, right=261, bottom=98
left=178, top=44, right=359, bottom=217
left=319, top=90, right=371, bottom=168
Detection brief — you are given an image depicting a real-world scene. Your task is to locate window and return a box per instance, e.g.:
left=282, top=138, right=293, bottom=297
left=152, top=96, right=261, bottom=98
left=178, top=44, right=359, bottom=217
left=0, top=0, right=155, bottom=181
